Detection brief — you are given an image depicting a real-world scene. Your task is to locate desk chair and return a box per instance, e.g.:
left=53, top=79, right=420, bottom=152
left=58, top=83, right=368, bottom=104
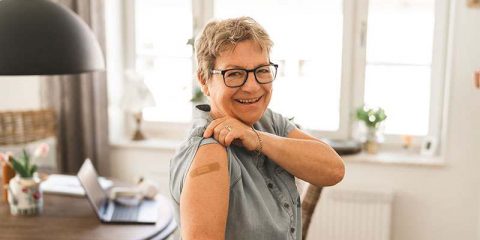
left=301, top=140, right=362, bottom=240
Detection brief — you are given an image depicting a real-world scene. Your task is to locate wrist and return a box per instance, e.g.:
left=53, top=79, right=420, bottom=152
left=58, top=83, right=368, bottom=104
left=250, top=127, right=263, bottom=155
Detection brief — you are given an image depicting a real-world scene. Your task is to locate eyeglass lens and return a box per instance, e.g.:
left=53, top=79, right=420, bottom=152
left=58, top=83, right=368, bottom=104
left=224, top=65, right=277, bottom=87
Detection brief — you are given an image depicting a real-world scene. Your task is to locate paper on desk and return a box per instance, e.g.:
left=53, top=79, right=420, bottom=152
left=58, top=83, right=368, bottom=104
left=40, top=174, right=113, bottom=196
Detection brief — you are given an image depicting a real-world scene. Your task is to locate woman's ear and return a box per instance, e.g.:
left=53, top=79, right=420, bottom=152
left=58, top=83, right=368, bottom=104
left=197, top=71, right=210, bottom=96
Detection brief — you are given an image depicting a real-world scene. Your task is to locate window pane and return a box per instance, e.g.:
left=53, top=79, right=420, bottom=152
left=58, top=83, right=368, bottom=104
left=364, top=0, right=434, bottom=135
left=135, top=0, right=192, bottom=122
left=364, top=65, right=430, bottom=135
left=214, top=0, right=343, bottom=131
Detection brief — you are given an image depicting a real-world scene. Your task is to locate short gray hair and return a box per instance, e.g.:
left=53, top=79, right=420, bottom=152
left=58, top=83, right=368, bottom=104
left=195, top=16, right=273, bottom=82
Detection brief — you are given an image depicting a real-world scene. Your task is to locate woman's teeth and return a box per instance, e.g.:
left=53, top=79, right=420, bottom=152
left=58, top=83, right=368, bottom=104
left=236, top=96, right=262, bottom=104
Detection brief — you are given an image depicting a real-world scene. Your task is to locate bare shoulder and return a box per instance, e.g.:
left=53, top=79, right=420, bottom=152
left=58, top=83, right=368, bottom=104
left=180, top=143, right=229, bottom=239
left=184, top=142, right=229, bottom=193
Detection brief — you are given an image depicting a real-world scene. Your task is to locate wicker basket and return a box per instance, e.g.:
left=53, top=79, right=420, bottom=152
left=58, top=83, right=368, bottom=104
left=0, top=109, right=56, bottom=145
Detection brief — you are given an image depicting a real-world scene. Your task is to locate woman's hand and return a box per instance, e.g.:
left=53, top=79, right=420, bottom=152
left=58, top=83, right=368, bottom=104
left=203, top=117, right=260, bottom=151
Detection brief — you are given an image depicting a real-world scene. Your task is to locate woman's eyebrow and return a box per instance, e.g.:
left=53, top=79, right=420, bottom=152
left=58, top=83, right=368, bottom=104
left=223, top=63, right=270, bottom=69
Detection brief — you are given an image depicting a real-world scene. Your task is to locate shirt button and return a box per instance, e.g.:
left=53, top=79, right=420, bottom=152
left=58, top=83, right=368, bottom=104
left=284, top=203, right=290, bottom=208
left=267, top=183, right=273, bottom=189
left=290, top=227, right=295, bottom=233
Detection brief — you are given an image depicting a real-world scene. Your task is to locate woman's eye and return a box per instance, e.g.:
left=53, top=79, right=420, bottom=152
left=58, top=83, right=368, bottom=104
left=226, top=71, right=243, bottom=78
left=257, top=68, right=270, bottom=74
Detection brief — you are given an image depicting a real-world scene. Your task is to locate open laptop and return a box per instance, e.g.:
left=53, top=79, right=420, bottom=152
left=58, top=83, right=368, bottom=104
left=77, top=159, right=158, bottom=224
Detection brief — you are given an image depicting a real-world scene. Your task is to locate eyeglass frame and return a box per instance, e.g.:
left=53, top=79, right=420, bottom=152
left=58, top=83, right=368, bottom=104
left=210, top=62, right=279, bottom=88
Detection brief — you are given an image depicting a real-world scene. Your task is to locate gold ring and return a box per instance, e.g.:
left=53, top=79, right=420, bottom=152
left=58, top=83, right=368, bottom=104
left=225, top=125, right=232, bottom=132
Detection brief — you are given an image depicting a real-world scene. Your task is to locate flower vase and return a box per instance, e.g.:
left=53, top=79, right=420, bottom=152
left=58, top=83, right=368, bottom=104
left=365, top=127, right=382, bottom=154
left=7, top=175, right=43, bottom=216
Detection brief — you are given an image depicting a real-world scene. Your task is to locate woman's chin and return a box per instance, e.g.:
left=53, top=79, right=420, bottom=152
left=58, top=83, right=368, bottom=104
left=236, top=111, right=264, bottom=125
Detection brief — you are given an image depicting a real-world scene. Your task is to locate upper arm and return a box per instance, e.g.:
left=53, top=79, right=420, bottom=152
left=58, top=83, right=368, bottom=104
left=180, top=143, right=229, bottom=240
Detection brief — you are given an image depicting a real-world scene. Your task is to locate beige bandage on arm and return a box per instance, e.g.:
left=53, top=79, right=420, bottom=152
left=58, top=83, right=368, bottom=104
left=190, top=162, right=221, bottom=178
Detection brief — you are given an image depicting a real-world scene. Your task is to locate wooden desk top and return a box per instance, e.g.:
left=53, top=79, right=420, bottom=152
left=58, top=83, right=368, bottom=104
left=0, top=179, right=175, bottom=240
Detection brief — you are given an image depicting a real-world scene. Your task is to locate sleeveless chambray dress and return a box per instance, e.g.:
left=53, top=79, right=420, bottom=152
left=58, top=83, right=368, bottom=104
left=170, top=105, right=301, bottom=240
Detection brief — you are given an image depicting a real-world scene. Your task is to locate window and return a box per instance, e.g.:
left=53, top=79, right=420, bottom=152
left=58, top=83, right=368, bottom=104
left=352, top=0, right=449, bottom=143
left=214, top=0, right=344, bottom=133
left=114, top=0, right=449, bottom=148
left=134, top=0, right=193, bottom=123
left=362, top=0, right=436, bottom=136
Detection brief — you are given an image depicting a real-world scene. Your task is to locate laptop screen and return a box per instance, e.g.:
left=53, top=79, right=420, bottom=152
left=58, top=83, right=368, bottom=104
left=77, top=159, right=108, bottom=214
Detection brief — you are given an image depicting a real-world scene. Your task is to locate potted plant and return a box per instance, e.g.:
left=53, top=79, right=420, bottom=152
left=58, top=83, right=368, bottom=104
left=1, top=144, right=49, bottom=215
left=356, top=106, right=387, bottom=154
left=190, top=86, right=207, bottom=103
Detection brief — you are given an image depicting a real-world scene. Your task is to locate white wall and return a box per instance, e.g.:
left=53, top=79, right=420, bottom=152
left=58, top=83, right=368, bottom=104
left=0, top=76, right=42, bottom=110
left=109, top=145, right=174, bottom=197
left=108, top=1, right=480, bottom=240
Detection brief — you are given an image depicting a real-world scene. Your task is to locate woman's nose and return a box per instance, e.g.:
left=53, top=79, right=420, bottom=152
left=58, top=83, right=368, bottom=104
left=241, top=72, right=261, bottom=92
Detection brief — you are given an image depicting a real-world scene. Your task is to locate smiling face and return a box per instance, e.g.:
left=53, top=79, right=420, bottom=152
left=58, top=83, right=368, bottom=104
left=202, top=40, right=272, bottom=125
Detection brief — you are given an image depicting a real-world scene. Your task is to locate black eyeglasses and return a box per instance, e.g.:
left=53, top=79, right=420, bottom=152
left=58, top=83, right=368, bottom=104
left=211, top=63, right=279, bottom=88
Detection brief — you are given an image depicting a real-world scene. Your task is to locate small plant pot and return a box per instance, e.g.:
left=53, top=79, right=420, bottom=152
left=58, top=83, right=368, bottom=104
left=365, top=140, right=380, bottom=154
left=364, top=127, right=382, bottom=154
left=7, top=175, right=43, bottom=216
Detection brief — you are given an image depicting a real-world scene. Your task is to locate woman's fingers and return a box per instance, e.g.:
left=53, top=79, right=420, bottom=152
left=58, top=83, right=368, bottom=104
left=224, top=132, right=236, bottom=146
left=203, top=117, right=253, bottom=148
left=204, top=118, right=226, bottom=138
left=218, top=128, right=230, bottom=146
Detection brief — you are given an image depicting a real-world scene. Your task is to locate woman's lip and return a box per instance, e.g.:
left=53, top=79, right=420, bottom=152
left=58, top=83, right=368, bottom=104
left=234, top=95, right=263, bottom=104
left=234, top=95, right=263, bottom=101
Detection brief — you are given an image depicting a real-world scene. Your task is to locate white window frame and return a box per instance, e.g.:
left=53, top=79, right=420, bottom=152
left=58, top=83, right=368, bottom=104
left=350, top=0, right=450, bottom=147
left=121, top=0, right=213, bottom=140
left=117, top=0, right=450, bottom=152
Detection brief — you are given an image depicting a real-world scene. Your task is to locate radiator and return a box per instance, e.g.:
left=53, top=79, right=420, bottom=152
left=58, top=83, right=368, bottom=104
left=306, top=187, right=394, bottom=240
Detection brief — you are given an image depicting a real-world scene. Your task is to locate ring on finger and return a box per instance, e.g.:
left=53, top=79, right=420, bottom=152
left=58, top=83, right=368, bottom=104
left=225, top=125, right=233, bottom=132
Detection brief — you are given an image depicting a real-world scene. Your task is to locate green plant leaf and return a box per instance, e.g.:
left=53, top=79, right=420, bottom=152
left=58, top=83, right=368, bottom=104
left=11, top=158, right=30, bottom=178
left=356, top=105, right=387, bottom=129
left=29, top=165, right=37, bottom=176
left=190, top=87, right=205, bottom=103
left=356, top=108, right=369, bottom=122
left=22, top=149, right=30, bottom=171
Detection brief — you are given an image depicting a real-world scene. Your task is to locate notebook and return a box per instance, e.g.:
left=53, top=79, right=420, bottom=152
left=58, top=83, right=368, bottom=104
left=77, top=159, right=158, bottom=224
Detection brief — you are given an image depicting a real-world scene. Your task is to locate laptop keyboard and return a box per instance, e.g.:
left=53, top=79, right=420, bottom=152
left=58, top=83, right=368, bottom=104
left=112, top=204, right=139, bottom=221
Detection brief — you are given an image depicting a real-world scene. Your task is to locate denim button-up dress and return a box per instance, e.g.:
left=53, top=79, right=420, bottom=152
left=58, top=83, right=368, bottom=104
left=170, top=105, right=301, bottom=240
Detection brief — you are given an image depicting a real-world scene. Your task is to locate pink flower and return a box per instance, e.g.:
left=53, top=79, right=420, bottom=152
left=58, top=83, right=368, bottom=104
left=34, top=143, right=49, bottom=159
left=0, top=152, right=14, bottom=166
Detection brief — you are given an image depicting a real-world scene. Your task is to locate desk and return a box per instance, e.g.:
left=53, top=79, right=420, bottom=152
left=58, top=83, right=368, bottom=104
left=0, top=180, right=176, bottom=240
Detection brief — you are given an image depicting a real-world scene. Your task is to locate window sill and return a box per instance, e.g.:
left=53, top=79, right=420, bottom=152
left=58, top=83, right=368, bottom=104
left=110, top=138, right=182, bottom=151
left=342, top=151, right=445, bottom=167
left=110, top=139, right=445, bottom=167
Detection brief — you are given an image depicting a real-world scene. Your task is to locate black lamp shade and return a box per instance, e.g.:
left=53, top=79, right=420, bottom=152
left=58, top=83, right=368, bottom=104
left=0, top=0, right=105, bottom=75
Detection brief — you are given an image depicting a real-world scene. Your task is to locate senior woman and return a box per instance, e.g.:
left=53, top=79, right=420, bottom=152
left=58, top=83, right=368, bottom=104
left=170, top=17, right=345, bottom=240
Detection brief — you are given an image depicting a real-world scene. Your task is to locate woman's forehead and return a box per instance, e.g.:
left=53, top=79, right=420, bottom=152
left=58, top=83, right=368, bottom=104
left=215, top=41, right=269, bottom=68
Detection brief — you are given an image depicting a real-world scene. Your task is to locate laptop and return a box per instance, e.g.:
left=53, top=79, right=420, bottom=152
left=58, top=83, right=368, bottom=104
left=77, top=159, right=158, bottom=224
